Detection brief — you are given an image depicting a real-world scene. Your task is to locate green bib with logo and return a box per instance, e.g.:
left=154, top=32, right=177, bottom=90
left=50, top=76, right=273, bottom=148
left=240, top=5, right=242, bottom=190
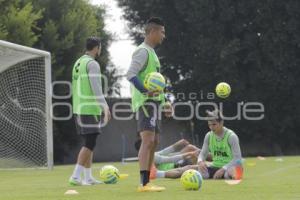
left=209, top=128, right=233, bottom=168
left=72, top=55, right=102, bottom=115
left=131, top=43, right=165, bottom=112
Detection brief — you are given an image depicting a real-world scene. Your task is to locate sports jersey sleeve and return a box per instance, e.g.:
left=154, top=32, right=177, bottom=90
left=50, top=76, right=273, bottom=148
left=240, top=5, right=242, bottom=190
left=87, top=60, right=109, bottom=110
left=126, top=48, right=148, bottom=80
left=126, top=48, right=148, bottom=93
left=222, top=133, right=242, bottom=170
left=198, top=132, right=210, bottom=162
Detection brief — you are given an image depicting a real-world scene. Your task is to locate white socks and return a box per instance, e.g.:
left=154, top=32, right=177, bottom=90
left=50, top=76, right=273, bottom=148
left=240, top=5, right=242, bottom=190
left=156, top=170, right=166, bottom=178
left=71, top=165, right=95, bottom=181
left=84, top=168, right=93, bottom=181
left=71, top=164, right=84, bottom=179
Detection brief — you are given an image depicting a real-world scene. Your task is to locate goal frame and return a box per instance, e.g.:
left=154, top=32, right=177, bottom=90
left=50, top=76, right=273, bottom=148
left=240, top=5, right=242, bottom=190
left=0, top=40, right=53, bottom=170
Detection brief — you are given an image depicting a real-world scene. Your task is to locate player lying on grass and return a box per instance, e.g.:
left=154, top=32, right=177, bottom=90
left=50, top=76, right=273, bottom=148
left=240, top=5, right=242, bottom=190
left=150, top=109, right=243, bottom=180
left=135, top=138, right=204, bottom=169
left=154, top=139, right=200, bottom=168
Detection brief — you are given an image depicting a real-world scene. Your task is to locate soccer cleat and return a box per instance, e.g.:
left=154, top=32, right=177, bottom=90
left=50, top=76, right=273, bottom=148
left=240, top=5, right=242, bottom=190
left=69, top=177, right=82, bottom=186
left=149, top=164, right=157, bottom=180
left=137, top=183, right=166, bottom=192
left=82, top=178, right=103, bottom=185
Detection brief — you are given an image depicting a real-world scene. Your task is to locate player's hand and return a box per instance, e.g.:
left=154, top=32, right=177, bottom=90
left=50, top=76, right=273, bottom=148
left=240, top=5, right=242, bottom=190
left=163, top=101, right=173, bottom=118
left=198, top=161, right=208, bottom=173
left=213, top=168, right=225, bottom=179
left=184, top=151, right=198, bottom=159
left=103, top=107, right=111, bottom=124
left=194, top=150, right=201, bottom=157
left=146, top=90, right=161, bottom=97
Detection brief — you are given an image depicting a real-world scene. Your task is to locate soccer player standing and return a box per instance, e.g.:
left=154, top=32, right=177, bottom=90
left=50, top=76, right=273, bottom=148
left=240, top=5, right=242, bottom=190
left=69, top=37, right=111, bottom=186
left=126, top=17, right=172, bottom=192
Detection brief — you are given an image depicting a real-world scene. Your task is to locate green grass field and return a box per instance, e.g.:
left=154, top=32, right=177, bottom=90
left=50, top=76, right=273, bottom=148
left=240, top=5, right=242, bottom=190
left=1, top=156, right=300, bottom=200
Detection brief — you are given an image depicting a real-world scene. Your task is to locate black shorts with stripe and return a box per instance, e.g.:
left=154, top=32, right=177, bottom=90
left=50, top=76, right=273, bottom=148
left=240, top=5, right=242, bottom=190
left=137, top=100, right=162, bottom=134
left=74, top=114, right=102, bottom=135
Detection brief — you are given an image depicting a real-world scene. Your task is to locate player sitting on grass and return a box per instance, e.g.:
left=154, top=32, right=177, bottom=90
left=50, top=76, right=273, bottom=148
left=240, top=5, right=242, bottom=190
left=150, top=109, right=243, bottom=180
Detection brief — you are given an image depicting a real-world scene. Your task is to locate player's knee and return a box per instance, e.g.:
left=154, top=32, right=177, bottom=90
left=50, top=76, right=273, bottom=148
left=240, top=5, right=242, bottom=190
left=142, top=139, right=155, bottom=150
left=83, top=134, right=98, bottom=151
left=84, top=139, right=97, bottom=151
left=179, top=139, right=189, bottom=145
left=186, top=144, right=197, bottom=151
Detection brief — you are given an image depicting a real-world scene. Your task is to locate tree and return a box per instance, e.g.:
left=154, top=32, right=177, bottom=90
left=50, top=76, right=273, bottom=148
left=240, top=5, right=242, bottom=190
left=31, top=0, right=109, bottom=79
left=0, top=0, right=120, bottom=162
left=117, top=0, right=300, bottom=155
left=0, top=0, right=42, bottom=46
left=31, top=0, right=118, bottom=161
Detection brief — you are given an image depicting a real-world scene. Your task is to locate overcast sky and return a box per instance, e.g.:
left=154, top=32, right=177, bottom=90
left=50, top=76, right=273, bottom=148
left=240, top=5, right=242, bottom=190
left=91, top=0, right=135, bottom=97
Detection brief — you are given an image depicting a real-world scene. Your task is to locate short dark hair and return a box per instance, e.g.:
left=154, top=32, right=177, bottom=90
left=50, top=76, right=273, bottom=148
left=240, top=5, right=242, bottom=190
left=145, top=17, right=165, bottom=34
left=146, top=17, right=165, bottom=26
left=86, top=36, right=101, bottom=51
left=206, top=109, right=223, bottom=122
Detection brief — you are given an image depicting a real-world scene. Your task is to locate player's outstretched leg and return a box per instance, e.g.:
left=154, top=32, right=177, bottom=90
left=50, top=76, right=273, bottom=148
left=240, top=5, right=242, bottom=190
left=151, top=165, right=199, bottom=179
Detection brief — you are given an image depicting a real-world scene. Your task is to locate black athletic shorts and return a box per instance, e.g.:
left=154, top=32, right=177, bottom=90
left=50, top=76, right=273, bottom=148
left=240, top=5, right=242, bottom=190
left=207, top=166, right=223, bottom=178
left=137, top=100, right=161, bottom=133
left=74, top=114, right=102, bottom=135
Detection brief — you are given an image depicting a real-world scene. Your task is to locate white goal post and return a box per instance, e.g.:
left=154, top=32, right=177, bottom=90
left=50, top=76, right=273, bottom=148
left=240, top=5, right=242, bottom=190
left=0, top=40, right=53, bottom=169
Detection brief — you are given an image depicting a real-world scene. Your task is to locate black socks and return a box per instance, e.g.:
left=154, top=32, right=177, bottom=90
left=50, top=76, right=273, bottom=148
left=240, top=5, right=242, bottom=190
left=140, top=170, right=150, bottom=186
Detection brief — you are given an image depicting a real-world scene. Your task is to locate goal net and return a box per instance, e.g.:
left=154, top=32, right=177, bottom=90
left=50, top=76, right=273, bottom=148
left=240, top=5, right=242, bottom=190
left=0, top=40, right=53, bottom=169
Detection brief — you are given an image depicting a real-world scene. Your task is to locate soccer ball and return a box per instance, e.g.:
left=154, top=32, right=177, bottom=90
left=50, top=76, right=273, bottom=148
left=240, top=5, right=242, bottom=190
left=180, top=169, right=203, bottom=191
left=99, top=165, right=120, bottom=184
left=144, top=72, right=166, bottom=92
left=215, top=82, right=231, bottom=98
